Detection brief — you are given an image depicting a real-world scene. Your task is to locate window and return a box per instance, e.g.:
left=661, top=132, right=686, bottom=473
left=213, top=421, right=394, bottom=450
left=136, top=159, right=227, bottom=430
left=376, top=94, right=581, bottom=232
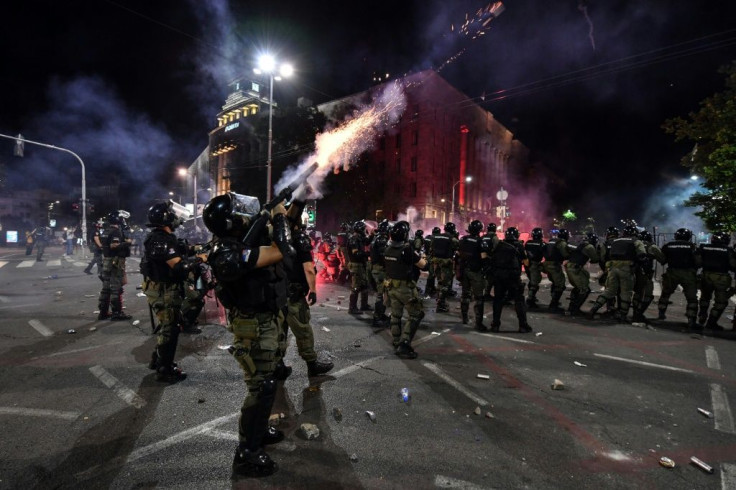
left=410, top=157, right=417, bottom=172
left=395, top=134, right=401, bottom=148
left=412, top=130, right=418, bottom=145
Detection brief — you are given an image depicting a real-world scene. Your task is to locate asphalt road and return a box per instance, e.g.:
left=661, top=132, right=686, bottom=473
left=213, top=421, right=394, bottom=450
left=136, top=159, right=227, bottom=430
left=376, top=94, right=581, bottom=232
left=1, top=245, right=736, bottom=489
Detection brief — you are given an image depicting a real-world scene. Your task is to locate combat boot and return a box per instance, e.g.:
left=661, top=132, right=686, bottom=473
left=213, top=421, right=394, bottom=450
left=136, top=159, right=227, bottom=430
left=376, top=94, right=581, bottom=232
left=232, top=445, right=277, bottom=478
left=348, top=291, right=361, bottom=315
left=518, top=323, right=533, bottom=333
left=359, top=291, right=373, bottom=311
left=475, top=320, right=488, bottom=332
left=110, top=312, right=132, bottom=321
left=395, top=341, right=418, bottom=359
left=307, top=359, right=334, bottom=376
left=272, top=360, right=292, bottom=381
left=261, top=425, right=285, bottom=446
left=526, top=296, right=538, bottom=308
left=435, top=299, right=449, bottom=313
left=587, top=302, right=602, bottom=320
left=631, top=310, right=648, bottom=324
left=490, top=321, right=500, bottom=333
left=657, top=309, right=667, bottom=320
left=687, top=317, right=702, bottom=333
left=156, top=365, right=187, bottom=383
left=706, top=318, right=724, bottom=332
left=697, top=311, right=708, bottom=326
left=548, top=291, right=564, bottom=313
left=461, top=305, right=469, bottom=324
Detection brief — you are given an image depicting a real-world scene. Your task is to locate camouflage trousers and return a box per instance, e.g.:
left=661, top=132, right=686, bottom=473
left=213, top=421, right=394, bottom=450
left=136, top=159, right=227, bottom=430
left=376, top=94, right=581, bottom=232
left=286, top=295, right=316, bottom=363
left=525, top=261, right=543, bottom=299
left=370, top=264, right=389, bottom=318
left=594, top=261, right=634, bottom=316
left=460, top=269, right=486, bottom=324
left=349, top=262, right=369, bottom=292
left=699, top=271, right=732, bottom=324
left=542, top=261, right=566, bottom=295
left=386, top=279, right=425, bottom=346
left=658, top=268, right=698, bottom=320
left=99, top=257, right=127, bottom=314
left=632, top=269, right=655, bottom=314
left=432, top=258, right=455, bottom=304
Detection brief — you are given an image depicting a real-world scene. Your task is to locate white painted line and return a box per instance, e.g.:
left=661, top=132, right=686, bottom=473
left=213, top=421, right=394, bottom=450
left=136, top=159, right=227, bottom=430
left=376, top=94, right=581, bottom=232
left=710, top=383, right=735, bottom=434
left=0, top=406, right=81, bottom=420
left=35, top=343, right=121, bottom=359
left=127, top=412, right=238, bottom=463
left=434, top=474, right=487, bottom=489
left=706, top=346, right=722, bottom=370
left=89, top=365, right=146, bottom=409
left=28, top=319, right=53, bottom=337
left=331, top=356, right=386, bottom=378
left=0, top=261, right=7, bottom=269
left=0, top=295, right=8, bottom=302
left=17, top=260, right=35, bottom=268
left=0, top=303, right=42, bottom=310
left=414, top=328, right=450, bottom=346
left=422, top=361, right=489, bottom=407
left=722, top=462, right=736, bottom=490
left=470, top=331, right=535, bottom=344
left=203, top=428, right=239, bottom=441
left=47, top=259, right=61, bottom=267
left=73, top=261, right=87, bottom=267
left=593, top=353, right=693, bottom=373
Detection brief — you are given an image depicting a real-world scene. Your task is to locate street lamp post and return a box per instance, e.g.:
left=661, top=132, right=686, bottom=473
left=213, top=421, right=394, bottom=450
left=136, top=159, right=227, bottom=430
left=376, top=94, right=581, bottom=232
left=0, top=133, right=87, bottom=258
left=496, top=186, right=509, bottom=231
left=450, top=175, right=473, bottom=223
left=178, top=167, right=198, bottom=230
left=254, top=55, right=293, bottom=202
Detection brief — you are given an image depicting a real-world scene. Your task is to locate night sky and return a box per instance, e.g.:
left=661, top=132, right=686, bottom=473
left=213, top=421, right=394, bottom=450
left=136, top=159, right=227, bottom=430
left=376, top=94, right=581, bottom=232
left=1, top=0, right=735, bottom=229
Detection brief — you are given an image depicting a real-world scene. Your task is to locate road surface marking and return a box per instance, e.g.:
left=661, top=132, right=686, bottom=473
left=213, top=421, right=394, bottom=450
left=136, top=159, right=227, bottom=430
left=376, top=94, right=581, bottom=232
left=593, top=353, right=693, bottom=373
left=203, top=428, right=239, bottom=441
left=0, top=261, right=7, bottom=269
left=470, top=331, right=535, bottom=344
left=414, top=328, right=450, bottom=345
left=47, top=259, right=61, bottom=267
left=35, top=343, right=122, bottom=359
left=127, top=412, right=238, bottom=463
left=28, top=319, right=53, bottom=337
left=0, top=295, right=8, bottom=302
left=331, top=356, right=386, bottom=378
left=0, top=302, right=42, bottom=310
left=434, top=474, right=487, bottom=489
left=710, top=383, right=735, bottom=434
left=89, top=365, right=146, bottom=409
left=706, top=346, right=722, bottom=370
left=0, top=407, right=81, bottom=420
left=17, top=260, right=35, bottom=268
left=422, top=361, right=489, bottom=407
left=722, top=463, right=736, bottom=490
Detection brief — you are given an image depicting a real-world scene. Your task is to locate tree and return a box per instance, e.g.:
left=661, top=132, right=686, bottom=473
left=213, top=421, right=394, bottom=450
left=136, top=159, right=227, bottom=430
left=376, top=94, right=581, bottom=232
left=662, top=62, right=736, bottom=231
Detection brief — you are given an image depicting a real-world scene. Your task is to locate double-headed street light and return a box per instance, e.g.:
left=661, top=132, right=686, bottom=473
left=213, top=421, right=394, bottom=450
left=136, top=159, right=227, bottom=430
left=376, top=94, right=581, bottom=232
left=254, top=54, right=294, bottom=202
left=451, top=175, right=473, bottom=223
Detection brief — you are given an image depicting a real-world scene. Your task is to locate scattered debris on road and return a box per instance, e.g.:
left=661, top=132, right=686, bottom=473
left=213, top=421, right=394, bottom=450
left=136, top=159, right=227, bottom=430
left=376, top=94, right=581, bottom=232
left=573, top=361, right=587, bottom=367
left=551, top=379, right=565, bottom=390
left=299, top=423, right=320, bottom=440
left=474, top=407, right=481, bottom=416
left=659, top=456, right=675, bottom=468
left=697, top=408, right=714, bottom=418
left=365, top=410, right=376, bottom=422
left=332, top=408, right=342, bottom=421
left=690, top=456, right=714, bottom=474
left=476, top=374, right=490, bottom=380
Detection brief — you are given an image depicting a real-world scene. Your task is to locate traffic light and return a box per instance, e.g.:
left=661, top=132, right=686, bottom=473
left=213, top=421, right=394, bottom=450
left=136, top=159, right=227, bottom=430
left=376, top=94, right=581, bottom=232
left=306, top=206, right=316, bottom=225
left=72, top=202, right=80, bottom=213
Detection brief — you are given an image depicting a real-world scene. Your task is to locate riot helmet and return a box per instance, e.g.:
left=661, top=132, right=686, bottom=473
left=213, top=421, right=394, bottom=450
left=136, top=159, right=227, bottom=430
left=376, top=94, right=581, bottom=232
left=711, top=231, right=730, bottom=246
left=586, top=232, right=599, bottom=246
left=622, top=225, right=638, bottom=238
left=505, top=227, right=520, bottom=242
left=353, top=220, right=367, bottom=234
left=606, top=226, right=619, bottom=239
left=467, top=220, right=483, bottom=236
left=444, top=222, right=457, bottom=235
left=107, top=212, right=122, bottom=226
left=432, top=226, right=441, bottom=235
left=147, top=201, right=182, bottom=230
left=202, top=192, right=260, bottom=237
left=558, top=229, right=570, bottom=241
left=390, top=221, right=410, bottom=242
left=639, top=231, right=652, bottom=243
left=674, top=228, right=693, bottom=241
left=339, top=222, right=350, bottom=232
left=531, top=227, right=544, bottom=240
left=415, top=229, right=424, bottom=238
left=377, top=219, right=390, bottom=234
left=486, top=223, right=497, bottom=234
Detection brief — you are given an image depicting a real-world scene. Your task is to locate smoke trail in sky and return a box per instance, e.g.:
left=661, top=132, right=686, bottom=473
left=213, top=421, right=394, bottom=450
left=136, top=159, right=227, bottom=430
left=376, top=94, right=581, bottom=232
left=578, top=1, right=596, bottom=51
left=276, top=81, right=407, bottom=199
left=639, top=177, right=705, bottom=233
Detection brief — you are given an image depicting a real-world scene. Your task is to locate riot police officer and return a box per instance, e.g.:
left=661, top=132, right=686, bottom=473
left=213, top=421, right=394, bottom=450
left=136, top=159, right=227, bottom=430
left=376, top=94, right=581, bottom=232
left=370, top=220, right=391, bottom=326
left=657, top=228, right=700, bottom=330
left=481, top=223, right=500, bottom=300
left=336, top=222, right=350, bottom=281
left=489, top=227, right=532, bottom=333
left=695, top=231, right=736, bottom=330
left=542, top=229, right=570, bottom=312
left=423, top=227, right=442, bottom=297
left=141, top=201, right=201, bottom=382
left=598, top=227, right=620, bottom=314
left=347, top=220, right=372, bottom=314
left=631, top=231, right=666, bottom=323
left=384, top=221, right=427, bottom=358
left=589, top=225, right=647, bottom=322
left=524, top=227, right=545, bottom=308
left=457, top=220, right=490, bottom=330
left=431, top=222, right=459, bottom=312
left=98, top=212, right=132, bottom=321
left=203, top=192, right=291, bottom=478
left=564, top=232, right=599, bottom=315
left=83, top=218, right=105, bottom=275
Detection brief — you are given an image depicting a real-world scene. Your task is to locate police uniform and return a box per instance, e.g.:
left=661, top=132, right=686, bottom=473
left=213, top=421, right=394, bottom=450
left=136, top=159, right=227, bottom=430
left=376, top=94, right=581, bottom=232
left=347, top=224, right=371, bottom=313
left=631, top=239, right=666, bottom=322
left=695, top=240, right=736, bottom=330
left=589, top=233, right=647, bottom=322
left=542, top=236, right=569, bottom=311
left=564, top=239, right=599, bottom=314
left=458, top=230, right=490, bottom=329
left=657, top=238, right=699, bottom=327
left=285, top=226, right=333, bottom=375
left=384, top=229, right=425, bottom=358
left=489, top=233, right=531, bottom=333
left=524, top=237, right=545, bottom=307
left=481, top=230, right=500, bottom=299
left=98, top=219, right=131, bottom=321
left=370, top=229, right=390, bottom=325
left=83, top=221, right=104, bottom=275
left=423, top=229, right=440, bottom=296
left=431, top=231, right=459, bottom=312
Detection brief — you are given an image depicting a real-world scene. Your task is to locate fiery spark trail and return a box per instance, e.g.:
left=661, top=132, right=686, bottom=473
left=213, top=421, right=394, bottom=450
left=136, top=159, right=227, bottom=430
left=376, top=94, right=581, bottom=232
left=276, top=82, right=407, bottom=199
left=578, top=1, right=596, bottom=51
left=438, top=1, right=505, bottom=72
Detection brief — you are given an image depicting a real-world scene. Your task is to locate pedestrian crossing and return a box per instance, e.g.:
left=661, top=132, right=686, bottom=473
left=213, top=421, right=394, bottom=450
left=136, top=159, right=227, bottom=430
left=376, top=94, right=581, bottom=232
left=1, top=255, right=140, bottom=270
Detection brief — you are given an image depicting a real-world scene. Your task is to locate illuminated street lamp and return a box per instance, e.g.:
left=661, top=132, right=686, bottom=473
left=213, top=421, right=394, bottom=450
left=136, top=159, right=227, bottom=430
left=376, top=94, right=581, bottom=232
left=178, top=167, right=198, bottom=229
left=451, top=176, right=473, bottom=223
left=496, top=186, right=509, bottom=231
left=254, top=54, right=294, bottom=202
